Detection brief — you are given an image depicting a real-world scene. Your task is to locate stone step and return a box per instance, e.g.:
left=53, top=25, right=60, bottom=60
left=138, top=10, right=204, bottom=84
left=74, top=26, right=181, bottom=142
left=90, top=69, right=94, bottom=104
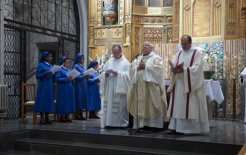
left=0, top=150, right=45, bottom=155
left=28, top=129, right=241, bottom=155
left=14, top=138, right=211, bottom=155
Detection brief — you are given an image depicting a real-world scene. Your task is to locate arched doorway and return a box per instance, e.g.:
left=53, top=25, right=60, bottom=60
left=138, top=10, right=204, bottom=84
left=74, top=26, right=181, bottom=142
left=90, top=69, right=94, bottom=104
left=3, top=0, right=84, bottom=118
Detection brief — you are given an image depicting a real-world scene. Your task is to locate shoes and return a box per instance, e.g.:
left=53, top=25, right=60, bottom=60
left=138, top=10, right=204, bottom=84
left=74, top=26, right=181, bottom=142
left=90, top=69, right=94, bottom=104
left=45, top=120, right=53, bottom=124
left=59, top=118, right=66, bottom=123
left=76, top=115, right=87, bottom=120
left=75, top=115, right=82, bottom=120
left=81, top=117, right=86, bottom=120
left=166, top=130, right=184, bottom=135
left=65, top=119, right=72, bottom=123
left=39, top=120, right=46, bottom=125
left=93, top=115, right=100, bottom=119
left=89, top=112, right=100, bottom=119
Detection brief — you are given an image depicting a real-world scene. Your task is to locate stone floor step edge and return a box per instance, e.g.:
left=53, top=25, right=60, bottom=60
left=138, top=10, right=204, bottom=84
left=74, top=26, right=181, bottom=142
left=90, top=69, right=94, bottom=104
left=15, top=138, right=213, bottom=155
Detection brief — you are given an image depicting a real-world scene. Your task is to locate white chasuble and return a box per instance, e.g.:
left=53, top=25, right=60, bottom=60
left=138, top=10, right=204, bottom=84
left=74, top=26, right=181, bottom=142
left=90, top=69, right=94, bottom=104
left=99, top=55, right=130, bottom=128
left=128, top=51, right=168, bottom=129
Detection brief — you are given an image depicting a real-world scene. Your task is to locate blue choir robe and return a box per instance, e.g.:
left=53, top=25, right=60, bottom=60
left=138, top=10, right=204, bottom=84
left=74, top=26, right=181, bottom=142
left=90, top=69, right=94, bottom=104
left=55, top=67, right=76, bottom=114
left=34, top=62, right=54, bottom=113
left=87, top=72, right=101, bottom=111
left=73, top=64, right=88, bottom=109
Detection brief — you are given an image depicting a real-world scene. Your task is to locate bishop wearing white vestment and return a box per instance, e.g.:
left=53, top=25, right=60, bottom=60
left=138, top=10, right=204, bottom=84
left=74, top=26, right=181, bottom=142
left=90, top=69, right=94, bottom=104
left=128, top=42, right=168, bottom=129
left=99, top=45, right=130, bottom=128
left=240, top=67, right=246, bottom=123
left=167, top=35, right=209, bottom=134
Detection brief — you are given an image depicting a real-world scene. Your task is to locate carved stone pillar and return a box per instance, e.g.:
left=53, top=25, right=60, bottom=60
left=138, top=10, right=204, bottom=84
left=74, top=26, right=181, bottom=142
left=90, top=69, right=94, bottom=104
left=77, top=0, right=88, bottom=65
left=0, top=0, right=4, bottom=84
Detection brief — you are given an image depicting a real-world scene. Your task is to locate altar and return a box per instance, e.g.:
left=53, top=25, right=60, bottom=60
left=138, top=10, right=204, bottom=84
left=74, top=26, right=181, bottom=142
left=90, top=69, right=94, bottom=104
left=164, top=79, right=224, bottom=104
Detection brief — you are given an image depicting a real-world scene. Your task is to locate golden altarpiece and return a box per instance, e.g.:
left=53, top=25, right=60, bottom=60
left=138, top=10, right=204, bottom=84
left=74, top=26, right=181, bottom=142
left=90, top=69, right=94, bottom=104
left=88, top=0, right=246, bottom=119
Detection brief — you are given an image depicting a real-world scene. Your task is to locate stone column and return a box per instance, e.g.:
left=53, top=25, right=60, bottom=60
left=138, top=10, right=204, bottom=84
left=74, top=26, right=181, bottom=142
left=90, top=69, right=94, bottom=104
left=77, top=0, right=88, bottom=66
left=0, top=0, right=4, bottom=84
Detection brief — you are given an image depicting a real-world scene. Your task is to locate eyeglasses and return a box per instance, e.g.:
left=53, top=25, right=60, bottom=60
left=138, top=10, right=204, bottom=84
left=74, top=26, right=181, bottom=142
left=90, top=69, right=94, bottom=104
left=143, top=45, right=150, bottom=47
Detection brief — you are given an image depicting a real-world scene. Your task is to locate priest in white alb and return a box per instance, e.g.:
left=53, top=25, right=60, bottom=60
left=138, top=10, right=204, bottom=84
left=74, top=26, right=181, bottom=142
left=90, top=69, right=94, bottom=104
left=240, top=67, right=246, bottom=123
left=99, top=45, right=130, bottom=128
left=167, top=35, right=209, bottom=134
left=127, top=42, right=168, bottom=130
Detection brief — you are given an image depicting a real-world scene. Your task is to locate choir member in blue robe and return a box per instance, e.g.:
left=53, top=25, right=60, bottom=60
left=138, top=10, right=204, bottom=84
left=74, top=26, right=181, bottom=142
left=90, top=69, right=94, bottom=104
left=34, top=51, right=54, bottom=124
left=73, top=53, right=88, bottom=120
left=87, top=60, right=101, bottom=119
left=55, top=57, right=75, bottom=122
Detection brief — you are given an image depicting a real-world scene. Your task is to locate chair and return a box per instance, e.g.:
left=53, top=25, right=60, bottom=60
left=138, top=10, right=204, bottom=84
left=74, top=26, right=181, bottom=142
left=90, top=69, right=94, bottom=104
left=21, top=82, right=37, bottom=124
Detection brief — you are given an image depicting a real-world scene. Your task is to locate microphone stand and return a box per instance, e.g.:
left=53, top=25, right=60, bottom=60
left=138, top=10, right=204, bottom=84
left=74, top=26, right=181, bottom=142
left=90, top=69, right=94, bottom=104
left=128, top=55, right=151, bottom=135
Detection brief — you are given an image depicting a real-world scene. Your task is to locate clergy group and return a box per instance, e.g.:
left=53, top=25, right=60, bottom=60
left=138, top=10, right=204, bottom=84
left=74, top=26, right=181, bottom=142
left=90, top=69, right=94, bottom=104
left=34, top=35, right=210, bottom=134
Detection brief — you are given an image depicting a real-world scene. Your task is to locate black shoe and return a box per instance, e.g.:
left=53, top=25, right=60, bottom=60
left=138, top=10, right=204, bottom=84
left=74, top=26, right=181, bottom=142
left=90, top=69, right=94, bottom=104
left=45, top=120, right=53, bottom=124
left=75, top=116, right=82, bottom=120
left=59, top=119, right=66, bottom=123
left=89, top=113, right=94, bottom=118
left=93, top=115, right=100, bottom=119
left=39, top=120, right=46, bottom=125
left=65, top=119, right=72, bottom=123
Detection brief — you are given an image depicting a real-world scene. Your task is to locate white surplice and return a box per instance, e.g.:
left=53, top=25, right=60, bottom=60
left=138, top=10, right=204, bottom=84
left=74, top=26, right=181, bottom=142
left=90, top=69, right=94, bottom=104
left=99, top=55, right=130, bottom=128
left=240, top=67, right=246, bottom=123
left=167, top=47, right=209, bottom=134
left=128, top=51, right=168, bottom=129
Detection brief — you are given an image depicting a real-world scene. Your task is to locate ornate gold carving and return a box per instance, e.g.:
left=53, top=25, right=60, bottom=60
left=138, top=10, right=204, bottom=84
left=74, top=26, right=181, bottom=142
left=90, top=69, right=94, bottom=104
left=97, top=0, right=102, bottom=26
left=184, top=4, right=190, bottom=11
left=144, top=28, right=162, bottom=41
left=226, top=22, right=237, bottom=36
left=167, top=27, right=173, bottom=43
left=132, top=15, right=169, bottom=25
left=125, top=14, right=131, bottom=23
left=112, top=28, right=123, bottom=38
left=125, top=24, right=131, bottom=44
left=95, top=29, right=107, bottom=39
left=132, top=15, right=142, bottom=24
left=95, top=39, right=107, bottom=46
left=229, top=1, right=235, bottom=8
left=162, top=7, right=173, bottom=15
left=133, top=26, right=140, bottom=57
left=214, top=1, right=221, bottom=8
left=132, top=6, right=148, bottom=14
left=89, top=27, right=95, bottom=46
left=90, top=17, right=95, bottom=25
left=193, top=0, right=210, bottom=37
left=159, top=43, right=176, bottom=79
left=224, top=39, right=246, bottom=118
left=225, top=0, right=239, bottom=37
left=172, top=0, right=179, bottom=43
left=242, top=8, right=246, bottom=20
left=119, top=0, right=124, bottom=24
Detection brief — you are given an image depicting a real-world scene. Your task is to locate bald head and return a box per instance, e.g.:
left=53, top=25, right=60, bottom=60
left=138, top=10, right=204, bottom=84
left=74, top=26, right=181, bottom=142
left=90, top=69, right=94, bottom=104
left=112, top=45, right=122, bottom=59
left=142, top=42, right=153, bottom=55
left=181, top=35, right=192, bottom=51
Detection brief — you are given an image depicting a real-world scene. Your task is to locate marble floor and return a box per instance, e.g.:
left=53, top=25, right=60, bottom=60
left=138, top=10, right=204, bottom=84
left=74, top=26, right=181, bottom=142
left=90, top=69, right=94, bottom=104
left=0, top=118, right=245, bottom=146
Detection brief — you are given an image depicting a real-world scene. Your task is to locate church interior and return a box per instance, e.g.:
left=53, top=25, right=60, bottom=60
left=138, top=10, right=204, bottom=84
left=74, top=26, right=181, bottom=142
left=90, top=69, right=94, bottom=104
left=0, top=0, right=246, bottom=154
